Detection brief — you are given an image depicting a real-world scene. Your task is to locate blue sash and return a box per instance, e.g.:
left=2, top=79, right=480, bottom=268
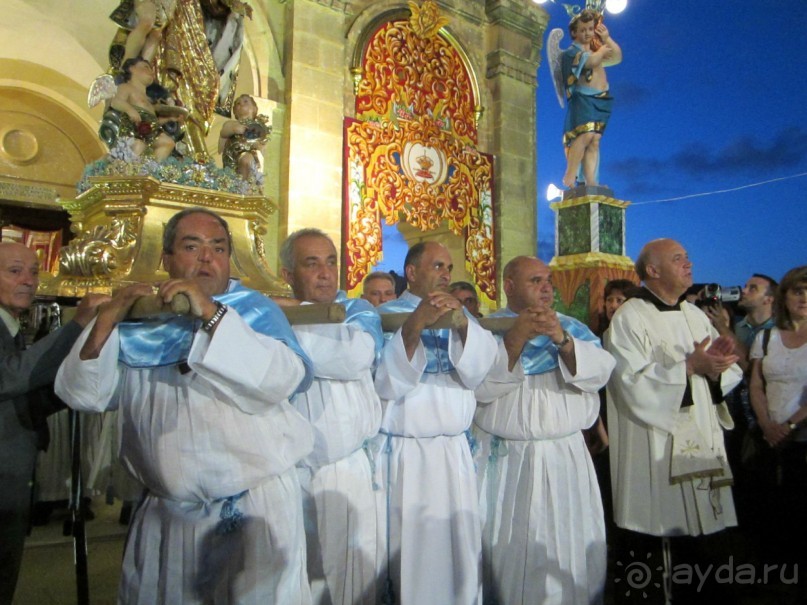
left=379, top=291, right=469, bottom=374
left=117, top=280, right=313, bottom=393
left=335, top=291, right=384, bottom=358
left=490, top=307, right=602, bottom=375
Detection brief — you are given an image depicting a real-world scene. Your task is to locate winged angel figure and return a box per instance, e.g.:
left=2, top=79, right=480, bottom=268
left=546, top=28, right=567, bottom=109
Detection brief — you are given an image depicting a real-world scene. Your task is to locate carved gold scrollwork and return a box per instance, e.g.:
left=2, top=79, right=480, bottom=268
left=249, top=219, right=271, bottom=272
left=347, top=5, right=495, bottom=302
left=408, top=0, right=449, bottom=39
left=59, top=216, right=140, bottom=278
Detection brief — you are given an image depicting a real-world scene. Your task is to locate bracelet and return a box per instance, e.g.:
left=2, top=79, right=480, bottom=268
left=202, top=301, right=228, bottom=332
left=553, top=330, right=572, bottom=348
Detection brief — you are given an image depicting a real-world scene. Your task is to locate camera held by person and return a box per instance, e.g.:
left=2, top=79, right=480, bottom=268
left=701, top=283, right=741, bottom=309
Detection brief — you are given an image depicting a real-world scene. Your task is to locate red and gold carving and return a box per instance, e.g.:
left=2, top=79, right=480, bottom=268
left=345, top=1, right=495, bottom=302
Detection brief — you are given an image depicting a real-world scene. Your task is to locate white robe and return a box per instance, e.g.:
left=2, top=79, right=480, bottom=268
left=292, top=322, right=382, bottom=605
left=374, top=292, right=497, bottom=605
left=35, top=409, right=102, bottom=502
left=54, top=310, right=314, bottom=605
left=605, top=296, right=742, bottom=536
left=474, top=337, right=614, bottom=605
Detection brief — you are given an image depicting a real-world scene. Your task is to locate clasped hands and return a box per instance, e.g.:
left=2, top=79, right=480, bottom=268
left=685, top=335, right=739, bottom=380
left=504, top=305, right=564, bottom=351
left=406, top=291, right=467, bottom=332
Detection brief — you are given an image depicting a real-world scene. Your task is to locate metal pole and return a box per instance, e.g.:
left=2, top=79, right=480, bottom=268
left=68, top=403, right=90, bottom=604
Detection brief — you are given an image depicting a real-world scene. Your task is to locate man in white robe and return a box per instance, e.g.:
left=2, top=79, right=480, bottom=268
left=55, top=208, right=315, bottom=605
left=475, top=256, right=615, bottom=605
left=374, top=241, right=497, bottom=605
left=280, top=228, right=383, bottom=605
left=605, top=238, right=742, bottom=602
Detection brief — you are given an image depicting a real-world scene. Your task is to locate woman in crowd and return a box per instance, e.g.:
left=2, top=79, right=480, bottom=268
left=748, top=265, right=807, bottom=570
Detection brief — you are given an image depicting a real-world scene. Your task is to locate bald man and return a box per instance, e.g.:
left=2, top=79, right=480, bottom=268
left=474, top=256, right=615, bottom=604
left=605, top=238, right=742, bottom=602
left=374, top=241, right=497, bottom=604
left=0, top=243, right=104, bottom=602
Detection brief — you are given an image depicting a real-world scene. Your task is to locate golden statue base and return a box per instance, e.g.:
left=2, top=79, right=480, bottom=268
left=40, top=176, right=288, bottom=297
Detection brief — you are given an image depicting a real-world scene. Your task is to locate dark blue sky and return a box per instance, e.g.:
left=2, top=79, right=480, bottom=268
left=536, top=0, right=807, bottom=286
left=376, top=0, right=806, bottom=290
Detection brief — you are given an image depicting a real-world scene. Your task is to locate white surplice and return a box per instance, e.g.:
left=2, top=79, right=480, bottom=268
left=605, top=296, right=742, bottom=537
left=54, top=309, right=314, bottom=605
left=474, top=335, right=614, bottom=605
left=292, top=321, right=382, bottom=605
left=374, top=291, right=497, bottom=605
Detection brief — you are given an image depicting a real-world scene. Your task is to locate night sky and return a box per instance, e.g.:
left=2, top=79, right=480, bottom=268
left=536, top=0, right=807, bottom=287
left=375, top=0, right=806, bottom=291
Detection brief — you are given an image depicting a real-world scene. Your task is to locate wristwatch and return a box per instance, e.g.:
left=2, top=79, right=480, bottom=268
left=553, top=330, right=572, bottom=348
left=202, top=301, right=228, bottom=332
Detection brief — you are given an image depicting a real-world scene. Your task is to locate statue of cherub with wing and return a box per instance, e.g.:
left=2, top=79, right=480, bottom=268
left=546, top=1, right=622, bottom=188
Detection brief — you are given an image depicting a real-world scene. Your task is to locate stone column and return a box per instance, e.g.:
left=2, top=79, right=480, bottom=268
left=484, top=0, right=548, bottom=298
left=283, top=0, right=348, bottom=247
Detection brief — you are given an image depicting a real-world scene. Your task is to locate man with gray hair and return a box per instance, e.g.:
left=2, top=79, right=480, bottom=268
left=0, top=242, right=104, bottom=603
left=280, top=228, right=384, bottom=604
left=605, top=238, right=742, bottom=602
left=361, top=271, right=397, bottom=307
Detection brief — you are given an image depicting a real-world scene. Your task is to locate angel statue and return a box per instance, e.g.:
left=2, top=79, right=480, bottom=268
left=105, top=57, right=185, bottom=161
left=546, top=6, right=622, bottom=188
left=218, top=94, right=271, bottom=186
left=89, top=0, right=253, bottom=162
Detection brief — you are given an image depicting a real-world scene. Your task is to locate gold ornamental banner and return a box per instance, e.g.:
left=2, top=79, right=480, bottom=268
left=344, top=2, right=495, bottom=304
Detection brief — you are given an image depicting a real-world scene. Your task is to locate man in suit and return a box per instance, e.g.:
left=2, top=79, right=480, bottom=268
left=0, top=241, right=103, bottom=603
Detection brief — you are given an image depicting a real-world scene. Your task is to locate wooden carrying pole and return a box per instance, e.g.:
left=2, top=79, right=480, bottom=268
left=126, top=294, right=515, bottom=332
left=126, top=294, right=346, bottom=325
left=379, top=310, right=516, bottom=333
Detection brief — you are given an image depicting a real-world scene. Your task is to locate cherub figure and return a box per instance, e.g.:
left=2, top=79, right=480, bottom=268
left=109, top=57, right=178, bottom=160
left=105, top=0, right=176, bottom=69
left=555, top=9, right=622, bottom=188
left=218, top=94, right=271, bottom=184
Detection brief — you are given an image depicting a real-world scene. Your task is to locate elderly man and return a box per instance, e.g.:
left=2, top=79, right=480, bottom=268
left=605, top=238, right=742, bottom=602
left=55, top=208, right=315, bottom=604
left=474, top=256, right=615, bottom=604
left=361, top=271, right=397, bottom=307
left=0, top=242, right=103, bottom=603
left=280, top=228, right=383, bottom=605
left=450, top=281, right=483, bottom=318
left=374, top=241, right=497, bottom=604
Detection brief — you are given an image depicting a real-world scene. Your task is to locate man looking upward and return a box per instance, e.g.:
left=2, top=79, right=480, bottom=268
left=56, top=208, right=315, bottom=604
left=280, top=228, right=383, bottom=605
left=605, top=238, right=742, bottom=602
left=705, top=274, right=777, bottom=374
left=374, top=241, right=497, bottom=604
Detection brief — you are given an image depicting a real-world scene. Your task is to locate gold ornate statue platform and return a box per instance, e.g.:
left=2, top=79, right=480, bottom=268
left=39, top=176, right=288, bottom=297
